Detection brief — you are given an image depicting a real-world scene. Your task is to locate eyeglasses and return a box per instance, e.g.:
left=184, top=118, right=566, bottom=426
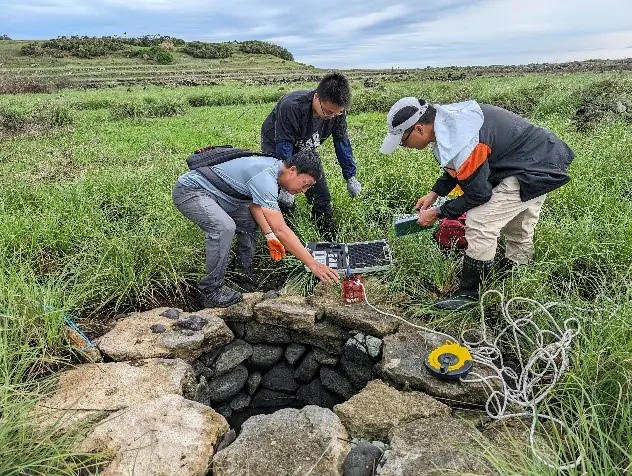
left=400, top=127, right=414, bottom=146
left=316, top=93, right=345, bottom=118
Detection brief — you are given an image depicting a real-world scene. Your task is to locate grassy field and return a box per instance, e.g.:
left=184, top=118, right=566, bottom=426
left=1, top=47, right=632, bottom=474
left=0, top=38, right=317, bottom=89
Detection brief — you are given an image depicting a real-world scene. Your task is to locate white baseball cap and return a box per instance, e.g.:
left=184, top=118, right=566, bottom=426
left=379, top=97, right=429, bottom=154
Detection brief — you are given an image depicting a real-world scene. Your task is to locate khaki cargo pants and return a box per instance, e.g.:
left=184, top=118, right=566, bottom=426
left=465, top=176, right=547, bottom=264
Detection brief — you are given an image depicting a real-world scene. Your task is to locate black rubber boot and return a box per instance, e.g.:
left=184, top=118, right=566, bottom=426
left=201, top=285, right=243, bottom=308
left=434, top=256, right=493, bottom=311
left=491, top=256, right=518, bottom=276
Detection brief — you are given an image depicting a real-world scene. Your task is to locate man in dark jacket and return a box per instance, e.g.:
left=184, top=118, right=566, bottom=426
left=261, top=72, right=361, bottom=242
left=380, top=98, right=574, bottom=310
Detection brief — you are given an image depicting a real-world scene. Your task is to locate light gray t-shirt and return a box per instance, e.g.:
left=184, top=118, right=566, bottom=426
left=177, top=155, right=282, bottom=212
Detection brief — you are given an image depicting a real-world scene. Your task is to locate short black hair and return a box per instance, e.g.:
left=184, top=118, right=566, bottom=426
left=316, top=72, right=351, bottom=108
left=284, top=148, right=322, bottom=180
left=392, top=99, right=436, bottom=128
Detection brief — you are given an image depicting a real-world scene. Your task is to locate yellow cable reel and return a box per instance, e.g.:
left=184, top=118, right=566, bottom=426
left=425, top=341, right=473, bottom=380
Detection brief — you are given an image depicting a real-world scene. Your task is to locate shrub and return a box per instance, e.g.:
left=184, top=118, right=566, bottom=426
left=125, top=48, right=148, bottom=59
left=109, top=100, right=148, bottom=120
left=37, top=104, right=74, bottom=127
left=183, top=41, right=234, bottom=59
left=572, top=78, right=632, bottom=130
left=71, top=98, right=114, bottom=110
left=238, top=40, right=293, bottom=61
left=19, top=35, right=186, bottom=59
left=0, top=74, right=71, bottom=94
left=109, top=98, right=187, bottom=120
left=160, top=40, right=175, bottom=51
left=144, top=97, right=187, bottom=117
left=486, top=83, right=551, bottom=116
left=0, top=104, right=73, bottom=137
left=153, top=49, right=175, bottom=65
left=0, top=107, right=30, bottom=133
left=20, top=42, right=45, bottom=56
left=125, top=46, right=174, bottom=64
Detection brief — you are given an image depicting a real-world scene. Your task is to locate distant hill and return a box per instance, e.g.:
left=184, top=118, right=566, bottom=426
left=1, top=35, right=632, bottom=91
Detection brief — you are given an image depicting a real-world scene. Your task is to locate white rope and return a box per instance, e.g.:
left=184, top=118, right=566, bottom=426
left=358, top=284, right=582, bottom=471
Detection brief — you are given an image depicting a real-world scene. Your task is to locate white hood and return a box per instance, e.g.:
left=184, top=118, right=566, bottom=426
left=432, top=100, right=484, bottom=169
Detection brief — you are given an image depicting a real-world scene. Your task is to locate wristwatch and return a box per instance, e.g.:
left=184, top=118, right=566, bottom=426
left=434, top=206, right=445, bottom=219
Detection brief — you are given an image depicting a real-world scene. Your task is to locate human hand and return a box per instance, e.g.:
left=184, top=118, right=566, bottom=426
left=346, top=176, right=362, bottom=197
left=266, top=233, right=286, bottom=261
left=308, top=262, right=340, bottom=284
left=417, top=207, right=439, bottom=227
left=415, top=192, right=439, bottom=211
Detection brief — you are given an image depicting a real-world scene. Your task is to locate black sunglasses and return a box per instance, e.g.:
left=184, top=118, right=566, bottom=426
left=400, top=127, right=414, bottom=146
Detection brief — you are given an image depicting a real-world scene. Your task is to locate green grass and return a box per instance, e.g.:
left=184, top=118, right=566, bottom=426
left=0, top=39, right=315, bottom=91
left=1, top=71, right=632, bottom=473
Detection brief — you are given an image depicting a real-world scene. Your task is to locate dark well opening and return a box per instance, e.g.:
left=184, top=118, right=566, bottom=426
left=192, top=319, right=383, bottom=434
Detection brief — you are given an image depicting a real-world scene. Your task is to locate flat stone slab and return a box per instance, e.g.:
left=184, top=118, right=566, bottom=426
left=78, top=394, right=228, bottom=476
left=291, top=320, right=346, bottom=354
left=379, top=328, right=500, bottom=405
left=253, top=296, right=316, bottom=331
left=213, top=405, right=349, bottom=476
left=334, top=379, right=450, bottom=441
left=244, top=321, right=292, bottom=344
left=37, top=358, right=195, bottom=429
left=315, top=300, right=400, bottom=338
left=97, top=307, right=233, bottom=362
left=200, top=292, right=264, bottom=323
left=379, top=417, right=493, bottom=475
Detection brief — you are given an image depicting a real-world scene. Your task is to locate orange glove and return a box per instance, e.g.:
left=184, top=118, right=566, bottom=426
left=266, top=233, right=286, bottom=261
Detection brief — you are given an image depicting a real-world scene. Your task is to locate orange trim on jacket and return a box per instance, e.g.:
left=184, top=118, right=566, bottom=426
left=456, top=143, right=492, bottom=180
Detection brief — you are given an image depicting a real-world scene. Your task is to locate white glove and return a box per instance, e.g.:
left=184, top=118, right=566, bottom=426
left=346, top=176, right=362, bottom=197
left=278, top=188, right=295, bottom=207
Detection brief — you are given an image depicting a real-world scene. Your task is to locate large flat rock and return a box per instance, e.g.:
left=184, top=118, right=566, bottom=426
left=38, top=359, right=196, bottom=429
left=333, top=379, right=450, bottom=441
left=79, top=394, right=228, bottom=476
left=253, top=296, right=316, bottom=331
left=213, top=405, right=349, bottom=476
left=291, top=320, right=346, bottom=354
left=378, top=328, right=500, bottom=405
left=314, top=300, right=400, bottom=338
left=199, top=292, right=264, bottom=323
left=97, top=307, right=233, bottom=362
left=379, top=417, right=493, bottom=475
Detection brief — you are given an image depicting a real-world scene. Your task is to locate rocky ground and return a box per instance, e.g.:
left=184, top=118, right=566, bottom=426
left=41, top=290, right=551, bottom=475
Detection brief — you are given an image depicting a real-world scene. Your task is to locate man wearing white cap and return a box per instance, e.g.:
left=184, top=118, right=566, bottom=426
left=380, top=97, right=574, bottom=310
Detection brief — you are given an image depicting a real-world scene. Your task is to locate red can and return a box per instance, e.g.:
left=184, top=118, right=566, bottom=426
left=342, top=275, right=365, bottom=304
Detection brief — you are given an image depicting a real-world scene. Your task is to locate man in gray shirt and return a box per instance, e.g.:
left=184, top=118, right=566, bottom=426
left=172, top=148, right=339, bottom=307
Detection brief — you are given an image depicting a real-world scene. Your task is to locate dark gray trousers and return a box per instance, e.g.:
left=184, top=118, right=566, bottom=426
left=172, top=182, right=258, bottom=291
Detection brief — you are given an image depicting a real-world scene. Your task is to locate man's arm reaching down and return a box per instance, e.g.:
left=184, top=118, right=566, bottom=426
left=250, top=204, right=339, bottom=283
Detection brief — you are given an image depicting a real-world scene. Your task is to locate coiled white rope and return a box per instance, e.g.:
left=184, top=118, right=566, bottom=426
left=358, top=284, right=582, bottom=471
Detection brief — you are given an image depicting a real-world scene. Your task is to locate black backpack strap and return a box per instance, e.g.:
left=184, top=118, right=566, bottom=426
left=187, top=145, right=279, bottom=169
left=186, top=145, right=279, bottom=201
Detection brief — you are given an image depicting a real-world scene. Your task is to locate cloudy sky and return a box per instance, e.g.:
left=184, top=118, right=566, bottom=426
left=2, top=0, right=631, bottom=68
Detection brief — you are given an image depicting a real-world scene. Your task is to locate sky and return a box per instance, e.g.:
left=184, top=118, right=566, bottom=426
left=2, top=0, right=631, bottom=69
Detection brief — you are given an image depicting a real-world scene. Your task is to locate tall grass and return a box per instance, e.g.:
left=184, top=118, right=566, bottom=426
left=0, top=257, right=103, bottom=474
left=0, top=72, right=631, bottom=473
